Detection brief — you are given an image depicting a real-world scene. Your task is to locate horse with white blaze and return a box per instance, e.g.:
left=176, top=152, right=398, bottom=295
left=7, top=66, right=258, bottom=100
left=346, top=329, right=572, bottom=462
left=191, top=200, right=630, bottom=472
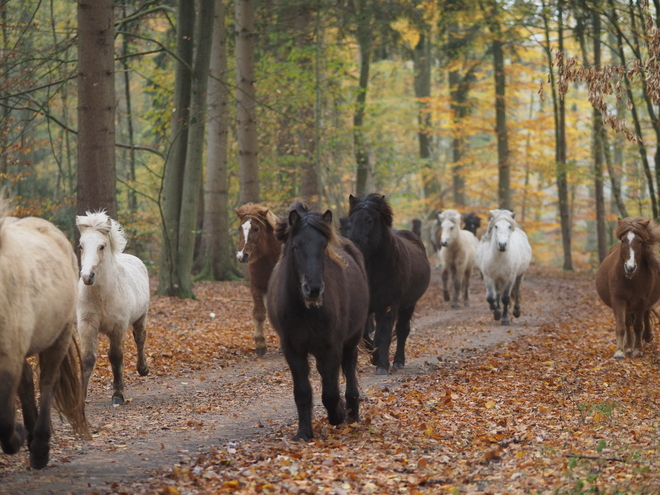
left=77, top=212, right=150, bottom=405
left=476, top=209, right=532, bottom=325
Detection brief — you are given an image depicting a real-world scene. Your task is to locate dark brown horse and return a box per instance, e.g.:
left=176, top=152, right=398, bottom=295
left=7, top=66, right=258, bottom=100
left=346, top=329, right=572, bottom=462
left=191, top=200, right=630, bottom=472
left=596, top=217, right=660, bottom=359
left=234, top=203, right=281, bottom=356
left=267, top=202, right=369, bottom=441
left=347, top=194, right=431, bottom=375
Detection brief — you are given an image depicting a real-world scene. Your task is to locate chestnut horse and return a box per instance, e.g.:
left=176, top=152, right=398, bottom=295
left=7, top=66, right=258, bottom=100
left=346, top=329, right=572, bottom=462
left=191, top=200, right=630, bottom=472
left=267, top=202, right=369, bottom=440
left=235, top=203, right=281, bottom=355
left=596, top=217, right=660, bottom=359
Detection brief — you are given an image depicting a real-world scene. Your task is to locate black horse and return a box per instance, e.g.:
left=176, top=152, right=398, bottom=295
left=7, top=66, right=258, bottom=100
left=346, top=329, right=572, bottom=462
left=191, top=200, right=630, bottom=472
left=267, top=202, right=370, bottom=441
left=462, top=212, right=481, bottom=237
left=347, top=194, right=431, bottom=375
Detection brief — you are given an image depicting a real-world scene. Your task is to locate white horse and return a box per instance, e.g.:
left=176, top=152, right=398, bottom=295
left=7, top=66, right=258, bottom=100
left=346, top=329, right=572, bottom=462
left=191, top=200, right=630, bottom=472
left=438, top=209, right=478, bottom=308
left=77, top=212, right=150, bottom=405
left=476, top=209, right=532, bottom=325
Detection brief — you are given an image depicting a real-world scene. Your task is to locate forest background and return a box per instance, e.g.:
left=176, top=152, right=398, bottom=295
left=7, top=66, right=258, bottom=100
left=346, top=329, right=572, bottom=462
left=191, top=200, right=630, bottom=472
left=1, top=0, right=656, bottom=297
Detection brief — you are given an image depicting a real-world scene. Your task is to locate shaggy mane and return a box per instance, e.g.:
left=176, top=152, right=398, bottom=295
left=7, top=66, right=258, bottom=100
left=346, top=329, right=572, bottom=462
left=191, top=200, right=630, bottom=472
left=440, top=209, right=461, bottom=226
left=76, top=211, right=127, bottom=253
left=276, top=201, right=347, bottom=267
left=236, top=203, right=279, bottom=230
left=349, top=193, right=394, bottom=228
left=483, top=209, right=517, bottom=240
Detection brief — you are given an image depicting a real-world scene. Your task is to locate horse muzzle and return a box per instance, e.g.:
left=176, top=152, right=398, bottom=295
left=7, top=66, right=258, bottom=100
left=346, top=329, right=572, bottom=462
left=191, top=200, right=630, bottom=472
left=624, top=264, right=637, bottom=279
left=302, top=282, right=324, bottom=308
left=441, top=240, right=449, bottom=247
left=236, top=252, right=249, bottom=263
left=498, top=242, right=507, bottom=252
left=81, top=272, right=95, bottom=285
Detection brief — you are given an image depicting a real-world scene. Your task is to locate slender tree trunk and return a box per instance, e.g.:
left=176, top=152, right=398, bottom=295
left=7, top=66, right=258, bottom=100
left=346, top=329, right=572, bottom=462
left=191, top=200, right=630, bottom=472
left=353, top=0, right=371, bottom=195
left=413, top=33, right=436, bottom=199
left=157, top=0, right=195, bottom=296
left=121, top=1, right=137, bottom=213
left=236, top=0, right=260, bottom=203
left=198, top=0, right=235, bottom=280
left=77, top=0, right=117, bottom=218
left=592, top=11, right=607, bottom=262
left=173, top=0, right=216, bottom=298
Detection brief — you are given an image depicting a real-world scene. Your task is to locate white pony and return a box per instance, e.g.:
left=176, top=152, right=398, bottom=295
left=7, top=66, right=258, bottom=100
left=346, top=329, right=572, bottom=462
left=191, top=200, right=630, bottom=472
left=77, top=212, right=150, bottom=405
left=476, top=209, right=532, bottom=325
left=438, top=209, right=478, bottom=308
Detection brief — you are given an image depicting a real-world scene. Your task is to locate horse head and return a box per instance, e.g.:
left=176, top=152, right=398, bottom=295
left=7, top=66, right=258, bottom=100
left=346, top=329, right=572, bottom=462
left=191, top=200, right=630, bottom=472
left=277, top=202, right=342, bottom=308
left=616, top=217, right=659, bottom=279
left=347, top=193, right=392, bottom=256
left=488, top=209, right=517, bottom=252
left=234, top=204, right=277, bottom=264
left=439, top=209, right=461, bottom=247
left=77, top=212, right=125, bottom=286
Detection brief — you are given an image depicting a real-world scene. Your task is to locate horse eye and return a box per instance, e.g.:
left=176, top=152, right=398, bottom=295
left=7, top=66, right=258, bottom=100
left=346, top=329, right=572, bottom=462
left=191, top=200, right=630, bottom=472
left=99, top=245, right=105, bottom=251
left=253, top=227, right=259, bottom=232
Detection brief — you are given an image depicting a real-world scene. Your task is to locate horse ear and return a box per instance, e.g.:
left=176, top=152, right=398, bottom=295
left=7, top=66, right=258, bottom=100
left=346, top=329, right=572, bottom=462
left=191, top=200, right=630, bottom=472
left=349, top=194, right=358, bottom=207
left=322, top=210, right=333, bottom=224
left=511, top=211, right=516, bottom=219
left=375, top=194, right=385, bottom=204
left=489, top=209, right=498, bottom=218
left=289, top=209, right=301, bottom=227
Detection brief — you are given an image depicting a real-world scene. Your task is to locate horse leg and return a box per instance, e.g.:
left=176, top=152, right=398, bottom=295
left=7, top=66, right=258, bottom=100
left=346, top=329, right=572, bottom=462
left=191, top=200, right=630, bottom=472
left=500, top=284, right=513, bottom=325
left=393, top=306, right=415, bottom=370
left=251, top=288, right=267, bottom=356
left=17, top=360, right=38, bottom=449
left=362, top=314, right=375, bottom=351
left=78, top=319, right=100, bottom=399
left=451, top=266, right=461, bottom=309
left=613, top=303, right=628, bottom=360
left=512, top=274, right=525, bottom=318
left=342, top=344, right=360, bottom=423
left=484, top=276, right=499, bottom=317
left=30, top=330, right=71, bottom=469
left=441, top=267, right=450, bottom=302
left=284, top=349, right=313, bottom=441
left=462, top=266, right=472, bottom=307
left=632, top=311, right=645, bottom=357
left=372, top=310, right=397, bottom=375
left=132, top=313, right=149, bottom=377
left=0, top=365, right=26, bottom=456
left=643, top=310, right=654, bottom=343
left=108, top=326, right=127, bottom=405
left=316, top=350, right=345, bottom=426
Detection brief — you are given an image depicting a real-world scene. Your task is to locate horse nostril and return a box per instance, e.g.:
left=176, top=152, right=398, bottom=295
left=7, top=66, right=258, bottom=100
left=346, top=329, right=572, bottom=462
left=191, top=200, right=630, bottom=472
left=498, top=243, right=507, bottom=251
left=441, top=241, right=448, bottom=247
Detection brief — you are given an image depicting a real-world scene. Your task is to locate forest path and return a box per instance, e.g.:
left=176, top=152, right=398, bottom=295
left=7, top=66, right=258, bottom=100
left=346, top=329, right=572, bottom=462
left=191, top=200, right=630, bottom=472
left=0, top=265, right=587, bottom=494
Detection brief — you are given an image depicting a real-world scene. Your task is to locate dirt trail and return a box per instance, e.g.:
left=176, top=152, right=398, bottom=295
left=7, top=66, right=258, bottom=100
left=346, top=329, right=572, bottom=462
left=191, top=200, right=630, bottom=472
left=0, top=266, right=587, bottom=494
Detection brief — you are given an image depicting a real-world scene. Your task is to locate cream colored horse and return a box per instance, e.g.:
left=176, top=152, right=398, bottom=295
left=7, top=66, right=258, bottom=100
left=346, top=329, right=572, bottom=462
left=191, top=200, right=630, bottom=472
left=77, top=212, right=150, bottom=405
left=0, top=205, right=88, bottom=469
left=438, top=209, right=478, bottom=308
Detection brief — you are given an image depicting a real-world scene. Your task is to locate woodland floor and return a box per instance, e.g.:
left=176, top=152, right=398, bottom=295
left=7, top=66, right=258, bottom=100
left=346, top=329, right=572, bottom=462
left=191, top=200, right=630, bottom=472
left=1, top=265, right=660, bottom=494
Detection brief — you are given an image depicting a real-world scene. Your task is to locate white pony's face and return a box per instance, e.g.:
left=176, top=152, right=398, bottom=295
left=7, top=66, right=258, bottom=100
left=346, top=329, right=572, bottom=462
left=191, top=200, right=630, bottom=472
left=79, top=229, right=108, bottom=285
left=493, top=219, right=513, bottom=252
left=440, top=219, right=458, bottom=247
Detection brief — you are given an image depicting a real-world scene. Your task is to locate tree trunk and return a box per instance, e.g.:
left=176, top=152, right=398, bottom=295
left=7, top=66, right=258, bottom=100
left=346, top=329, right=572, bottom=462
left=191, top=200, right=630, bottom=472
left=120, top=0, right=137, bottom=213
left=77, top=0, right=116, bottom=219
left=198, top=0, right=235, bottom=281
left=353, top=0, right=371, bottom=195
left=592, top=11, right=607, bottom=262
left=157, top=0, right=195, bottom=296
left=236, top=0, right=260, bottom=203
left=173, top=0, right=216, bottom=298
left=413, top=33, right=437, bottom=199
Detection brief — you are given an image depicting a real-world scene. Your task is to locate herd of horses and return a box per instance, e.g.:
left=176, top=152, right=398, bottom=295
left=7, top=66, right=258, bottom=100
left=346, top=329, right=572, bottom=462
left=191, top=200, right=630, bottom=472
left=2, top=195, right=659, bottom=469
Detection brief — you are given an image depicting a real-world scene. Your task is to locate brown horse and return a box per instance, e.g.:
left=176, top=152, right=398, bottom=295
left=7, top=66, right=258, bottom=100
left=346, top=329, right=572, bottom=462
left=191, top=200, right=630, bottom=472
left=235, top=203, right=282, bottom=356
left=595, top=217, right=660, bottom=359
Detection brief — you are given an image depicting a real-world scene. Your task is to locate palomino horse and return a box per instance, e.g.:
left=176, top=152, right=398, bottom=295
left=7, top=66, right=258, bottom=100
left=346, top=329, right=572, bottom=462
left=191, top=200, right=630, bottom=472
left=0, top=207, right=89, bottom=469
left=267, top=202, right=369, bottom=440
left=77, top=212, right=150, bottom=405
left=347, top=194, right=431, bottom=375
left=437, top=209, right=478, bottom=308
left=596, top=217, right=660, bottom=359
left=235, top=203, right=281, bottom=356
left=476, top=209, right=532, bottom=325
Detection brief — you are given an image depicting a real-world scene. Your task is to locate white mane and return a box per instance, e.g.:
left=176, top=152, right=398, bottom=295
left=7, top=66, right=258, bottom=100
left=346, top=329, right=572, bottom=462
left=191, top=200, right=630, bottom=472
left=76, top=211, right=127, bottom=253
left=484, top=209, right=517, bottom=240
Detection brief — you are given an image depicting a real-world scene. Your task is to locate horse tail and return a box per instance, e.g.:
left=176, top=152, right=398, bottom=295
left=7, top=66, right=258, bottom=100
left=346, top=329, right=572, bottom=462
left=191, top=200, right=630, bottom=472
left=52, top=335, right=91, bottom=439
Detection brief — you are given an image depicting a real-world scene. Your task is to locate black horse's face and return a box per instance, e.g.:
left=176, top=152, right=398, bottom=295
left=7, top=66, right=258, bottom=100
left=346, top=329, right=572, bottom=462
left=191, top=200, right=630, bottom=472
left=290, top=214, right=329, bottom=308
left=347, top=209, right=381, bottom=256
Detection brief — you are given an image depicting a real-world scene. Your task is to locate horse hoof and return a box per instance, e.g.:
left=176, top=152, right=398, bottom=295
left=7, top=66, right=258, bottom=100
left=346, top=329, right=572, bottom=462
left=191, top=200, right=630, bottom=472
left=392, top=361, right=404, bottom=370
left=633, top=349, right=643, bottom=358
left=137, top=365, right=149, bottom=376
left=501, top=318, right=510, bottom=326
left=112, top=395, right=125, bottom=405
left=443, top=292, right=450, bottom=302
left=255, top=346, right=267, bottom=357
left=644, top=332, right=654, bottom=343
left=29, top=441, right=49, bottom=470
left=513, top=309, right=521, bottom=318
left=451, top=304, right=460, bottom=310
left=464, top=302, right=470, bottom=307
left=375, top=367, right=389, bottom=375
left=293, top=431, right=313, bottom=442
left=613, top=350, right=625, bottom=360
left=493, top=310, right=501, bottom=321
